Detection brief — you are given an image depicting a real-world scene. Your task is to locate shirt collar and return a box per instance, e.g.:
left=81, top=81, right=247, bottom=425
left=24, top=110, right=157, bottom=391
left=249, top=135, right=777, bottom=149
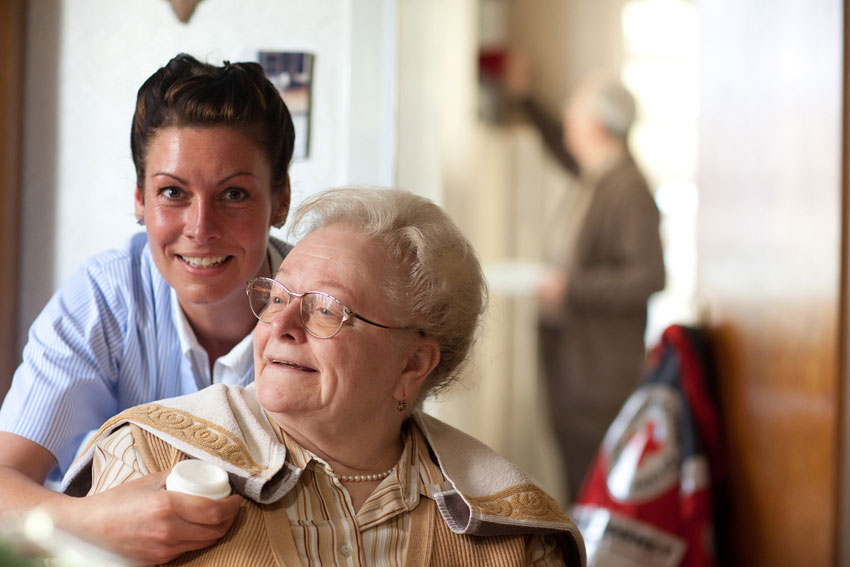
left=270, top=419, right=445, bottom=520
left=171, top=287, right=199, bottom=359
left=170, top=290, right=255, bottom=385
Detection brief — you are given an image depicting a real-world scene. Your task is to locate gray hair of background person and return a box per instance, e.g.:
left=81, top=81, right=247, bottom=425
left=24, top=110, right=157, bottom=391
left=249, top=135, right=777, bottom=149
left=131, top=53, right=296, bottom=193
left=287, top=187, right=489, bottom=402
left=587, top=75, right=637, bottom=142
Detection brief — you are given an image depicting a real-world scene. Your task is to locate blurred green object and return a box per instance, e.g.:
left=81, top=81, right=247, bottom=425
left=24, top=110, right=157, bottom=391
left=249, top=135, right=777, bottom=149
left=0, top=508, right=131, bottom=567
left=0, top=539, right=41, bottom=566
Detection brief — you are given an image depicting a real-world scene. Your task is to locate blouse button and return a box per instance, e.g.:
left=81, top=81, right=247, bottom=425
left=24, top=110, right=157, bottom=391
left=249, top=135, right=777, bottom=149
left=340, top=543, right=353, bottom=557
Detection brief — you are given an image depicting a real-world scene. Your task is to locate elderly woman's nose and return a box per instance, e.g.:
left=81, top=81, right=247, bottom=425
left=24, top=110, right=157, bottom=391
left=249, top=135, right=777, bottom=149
left=269, top=296, right=305, bottom=337
left=184, top=199, right=222, bottom=242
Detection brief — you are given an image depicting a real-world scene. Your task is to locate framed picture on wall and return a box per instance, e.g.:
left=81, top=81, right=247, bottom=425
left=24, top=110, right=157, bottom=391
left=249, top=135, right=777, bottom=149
left=258, top=51, right=314, bottom=159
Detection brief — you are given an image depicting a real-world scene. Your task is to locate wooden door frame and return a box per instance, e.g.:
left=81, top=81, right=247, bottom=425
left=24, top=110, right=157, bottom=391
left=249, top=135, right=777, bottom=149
left=839, top=1, right=850, bottom=562
left=0, top=0, right=25, bottom=399
left=698, top=0, right=843, bottom=563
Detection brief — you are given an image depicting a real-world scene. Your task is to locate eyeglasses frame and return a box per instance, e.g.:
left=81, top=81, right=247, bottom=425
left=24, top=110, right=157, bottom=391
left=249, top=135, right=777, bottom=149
left=246, top=277, right=423, bottom=339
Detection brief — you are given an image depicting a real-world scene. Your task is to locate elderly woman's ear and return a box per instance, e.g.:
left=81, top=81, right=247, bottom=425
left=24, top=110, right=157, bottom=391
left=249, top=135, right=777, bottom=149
left=395, top=338, right=441, bottom=404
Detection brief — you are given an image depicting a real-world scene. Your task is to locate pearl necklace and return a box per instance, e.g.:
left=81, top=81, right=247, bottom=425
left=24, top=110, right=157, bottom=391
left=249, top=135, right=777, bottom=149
left=331, top=467, right=395, bottom=483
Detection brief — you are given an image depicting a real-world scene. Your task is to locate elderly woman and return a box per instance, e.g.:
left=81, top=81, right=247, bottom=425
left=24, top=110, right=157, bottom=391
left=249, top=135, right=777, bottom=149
left=67, top=188, right=585, bottom=566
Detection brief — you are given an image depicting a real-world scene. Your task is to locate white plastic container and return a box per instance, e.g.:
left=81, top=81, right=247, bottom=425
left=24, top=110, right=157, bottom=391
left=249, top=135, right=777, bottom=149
left=166, top=460, right=231, bottom=500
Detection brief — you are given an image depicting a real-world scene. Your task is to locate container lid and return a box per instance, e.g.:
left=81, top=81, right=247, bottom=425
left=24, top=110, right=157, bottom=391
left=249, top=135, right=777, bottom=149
left=166, top=460, right=231, bottom=500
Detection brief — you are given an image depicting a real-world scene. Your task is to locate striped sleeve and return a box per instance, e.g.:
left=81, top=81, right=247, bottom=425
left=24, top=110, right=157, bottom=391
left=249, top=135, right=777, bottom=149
left=528, top=533, right=568, bottom=566
left=89, top=425, right=149, bottom=494
left=0, top=253, right=129, bottom=470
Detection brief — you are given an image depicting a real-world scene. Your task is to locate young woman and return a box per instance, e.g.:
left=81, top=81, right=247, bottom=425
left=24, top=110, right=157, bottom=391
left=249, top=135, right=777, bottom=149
left=0, top=53, right=295, bottom=564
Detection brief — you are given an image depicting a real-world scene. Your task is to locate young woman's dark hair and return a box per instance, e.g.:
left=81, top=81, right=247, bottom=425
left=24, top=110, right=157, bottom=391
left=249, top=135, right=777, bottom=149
left=131, top=53, right=295, bottom=193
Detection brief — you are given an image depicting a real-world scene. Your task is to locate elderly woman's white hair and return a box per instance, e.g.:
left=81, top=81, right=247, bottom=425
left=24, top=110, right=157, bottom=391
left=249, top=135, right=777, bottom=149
left=287, top=187, right=488, bottom=401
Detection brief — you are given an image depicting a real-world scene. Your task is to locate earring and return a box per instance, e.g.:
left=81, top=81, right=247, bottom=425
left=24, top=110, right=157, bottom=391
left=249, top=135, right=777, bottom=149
left=397, top=400, right=408, bottom=412
left=136, top=217, right=145, bottom=226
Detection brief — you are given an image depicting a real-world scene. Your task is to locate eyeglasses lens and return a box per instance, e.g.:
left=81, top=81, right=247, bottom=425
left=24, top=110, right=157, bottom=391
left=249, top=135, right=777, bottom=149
left=248, top=279, right=286, bottom=323
left=301, top=293, right=346, bottom=338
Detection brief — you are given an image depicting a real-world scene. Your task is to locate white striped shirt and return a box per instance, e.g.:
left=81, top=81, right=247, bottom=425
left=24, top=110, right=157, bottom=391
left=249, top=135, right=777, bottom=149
left=0, top=232, right=288, bottom=479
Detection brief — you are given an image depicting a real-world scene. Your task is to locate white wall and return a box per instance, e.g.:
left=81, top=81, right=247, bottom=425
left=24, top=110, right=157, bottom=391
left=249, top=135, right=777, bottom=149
left=395, top=0, right=476, bottom=205
left=19, top=0, right=396, bottom=348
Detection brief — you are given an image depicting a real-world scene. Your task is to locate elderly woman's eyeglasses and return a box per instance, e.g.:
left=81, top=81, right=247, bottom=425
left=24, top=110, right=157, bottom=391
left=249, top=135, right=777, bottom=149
left=246, top=277, right=418, bottom=339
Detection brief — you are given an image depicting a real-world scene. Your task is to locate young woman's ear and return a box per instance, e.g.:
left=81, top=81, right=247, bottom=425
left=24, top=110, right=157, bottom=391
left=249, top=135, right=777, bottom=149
left=272, top=179, right=291, bottom=228
left=134, top=188, right=145, bottom=224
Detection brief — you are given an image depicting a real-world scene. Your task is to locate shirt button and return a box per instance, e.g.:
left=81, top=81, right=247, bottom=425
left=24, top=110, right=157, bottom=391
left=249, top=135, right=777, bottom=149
left=340, top=543, right=353, bottom=557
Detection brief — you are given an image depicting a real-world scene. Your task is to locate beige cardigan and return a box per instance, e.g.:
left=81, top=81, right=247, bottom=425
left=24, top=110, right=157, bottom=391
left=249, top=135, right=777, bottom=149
left=65, top=384, right=585, bottom=566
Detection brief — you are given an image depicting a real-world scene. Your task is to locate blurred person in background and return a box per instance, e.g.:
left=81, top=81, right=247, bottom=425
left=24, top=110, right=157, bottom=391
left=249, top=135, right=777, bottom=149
left=506, top=58, right=665, bottom=502
left=0, top=53, right=294, bottom=563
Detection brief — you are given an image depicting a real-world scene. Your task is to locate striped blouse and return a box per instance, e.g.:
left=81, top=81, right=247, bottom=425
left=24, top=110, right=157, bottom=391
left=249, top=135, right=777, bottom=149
left=90, top=420, right=564, bottom=566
